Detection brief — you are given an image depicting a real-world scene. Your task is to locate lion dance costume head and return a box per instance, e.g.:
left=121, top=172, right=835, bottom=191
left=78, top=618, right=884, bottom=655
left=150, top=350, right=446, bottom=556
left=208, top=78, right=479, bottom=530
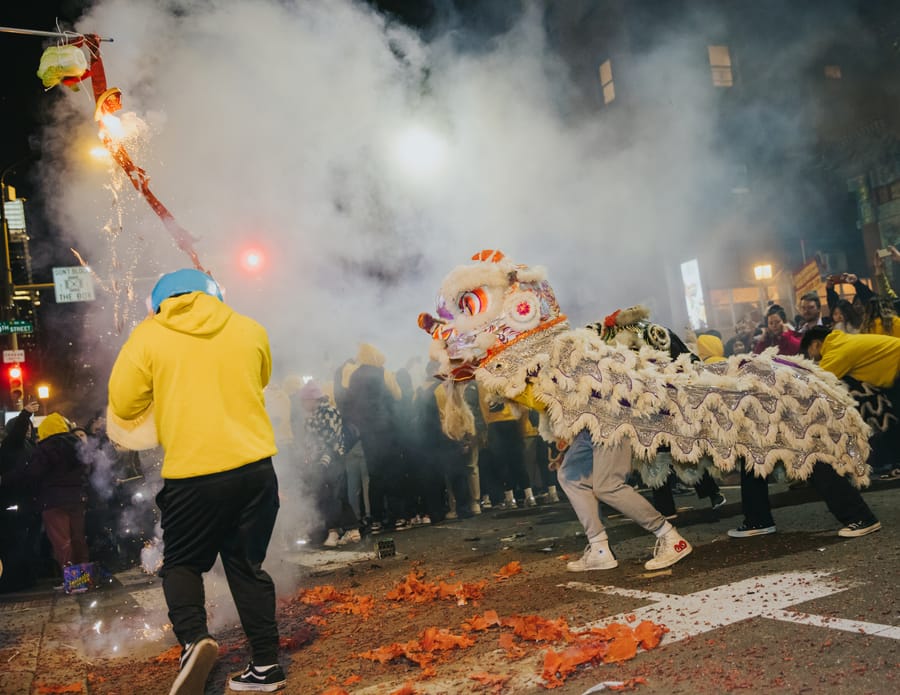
left=418, top=250, right=566, bottom=381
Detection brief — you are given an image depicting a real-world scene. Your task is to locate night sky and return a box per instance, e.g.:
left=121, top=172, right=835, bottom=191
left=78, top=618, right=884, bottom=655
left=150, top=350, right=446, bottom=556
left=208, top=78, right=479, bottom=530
left=0, top=0, right=447, bottom=269
left=2, top=3, right=93, bottom=188
left=0, top=0, right=451, bottom=195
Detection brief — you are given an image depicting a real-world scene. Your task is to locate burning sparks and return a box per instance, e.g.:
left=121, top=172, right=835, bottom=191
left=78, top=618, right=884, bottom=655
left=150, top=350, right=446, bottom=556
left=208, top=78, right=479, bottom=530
left=89, top=145, right=111, bottom=161
left=99, top=113, right=125, bottom=140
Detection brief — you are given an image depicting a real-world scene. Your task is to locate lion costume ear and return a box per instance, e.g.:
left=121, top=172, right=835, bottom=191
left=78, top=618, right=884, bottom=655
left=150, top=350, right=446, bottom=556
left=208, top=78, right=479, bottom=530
left=471, top=249, right=506, bottom=263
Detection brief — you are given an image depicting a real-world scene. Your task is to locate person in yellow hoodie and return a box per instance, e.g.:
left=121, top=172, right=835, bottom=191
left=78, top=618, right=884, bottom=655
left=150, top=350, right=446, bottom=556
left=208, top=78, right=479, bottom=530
left=724, top=325, right=884, bottom=540
left=802, top=324, right=900, bottom=481
left=802, top=326, right=900, bottom=387
left=107, top=269, right=284, bottom=695
left=696, top=333, right=727, bottom=364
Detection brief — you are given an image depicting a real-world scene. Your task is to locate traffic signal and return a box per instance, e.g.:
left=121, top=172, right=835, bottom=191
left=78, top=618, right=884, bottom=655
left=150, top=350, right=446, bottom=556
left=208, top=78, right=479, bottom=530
left=8, top=365, right=23, bottom=405
left=239, top=246, right=266, bottom=274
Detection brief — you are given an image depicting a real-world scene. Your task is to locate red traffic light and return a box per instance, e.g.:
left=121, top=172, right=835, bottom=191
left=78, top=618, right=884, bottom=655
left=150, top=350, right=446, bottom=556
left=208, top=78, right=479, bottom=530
left=239, top=247, right=266, bottom=273
left=8, top=364, right=23, bottom=403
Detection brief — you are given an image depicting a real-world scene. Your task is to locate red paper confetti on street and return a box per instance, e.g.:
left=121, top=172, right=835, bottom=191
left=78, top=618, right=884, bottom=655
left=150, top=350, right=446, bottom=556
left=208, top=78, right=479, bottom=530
left=470, top=672, right=512, bottom=692
left=494, top=560, right=523, bottom=580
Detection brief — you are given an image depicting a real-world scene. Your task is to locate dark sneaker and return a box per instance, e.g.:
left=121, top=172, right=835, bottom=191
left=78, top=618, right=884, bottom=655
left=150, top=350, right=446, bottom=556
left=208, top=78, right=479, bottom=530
left=838, top=520, right=881, bottom=538
left=229, top=662, right=286, bottom=692
left=728, top=522, right=776, bottom=538
left=711, top=493, right=727, bottom=509
left=170, top=637, right=218, bottom=695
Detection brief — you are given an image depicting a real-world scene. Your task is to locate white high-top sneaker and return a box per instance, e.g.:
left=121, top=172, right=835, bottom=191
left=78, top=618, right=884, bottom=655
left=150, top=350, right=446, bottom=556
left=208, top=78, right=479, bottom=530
left=547, top=485, right=560, bottom=503
left=644, top=528, right=692, bottom=570
left=566, top=540, right=618, bottom=571
left=503, top=489, right=518, bottom=509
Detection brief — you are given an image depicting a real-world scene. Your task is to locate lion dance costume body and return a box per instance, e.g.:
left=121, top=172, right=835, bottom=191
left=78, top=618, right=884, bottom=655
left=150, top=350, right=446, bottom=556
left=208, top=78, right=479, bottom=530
left=418, top=251, right=871, bottom=571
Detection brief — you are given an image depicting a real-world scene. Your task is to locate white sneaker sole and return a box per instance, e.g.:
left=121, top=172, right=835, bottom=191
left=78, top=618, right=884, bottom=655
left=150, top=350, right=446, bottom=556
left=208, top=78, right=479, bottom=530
left=644, top=544, right=692, bottom=571
left=838, top=522, right=881, bottom=538
left=229, top=676, right=286, bottom=692
left=566, top=560, right=619, bottom=572
left=727, top=527, right=776, bottom=538
left=169, top=638, right=218, bottom=695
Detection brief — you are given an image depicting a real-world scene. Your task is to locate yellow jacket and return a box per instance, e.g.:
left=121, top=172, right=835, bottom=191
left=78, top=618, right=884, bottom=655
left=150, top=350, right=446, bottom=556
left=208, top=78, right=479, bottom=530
left=697, top=334, right=726, bottom=363
left=108, top=292, right=277, bottom=479
left=819, top=330, right=900, bottom=388
left=478, top=385, right=521, bottom=423
left=865, top=317, right=900, bottom=339
left=37, top=412, right=70, bottom=441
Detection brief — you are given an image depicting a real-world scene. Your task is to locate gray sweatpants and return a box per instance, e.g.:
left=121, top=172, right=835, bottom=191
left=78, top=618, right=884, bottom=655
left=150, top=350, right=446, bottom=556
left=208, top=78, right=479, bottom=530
left=558, top=430, right=666, bottom=542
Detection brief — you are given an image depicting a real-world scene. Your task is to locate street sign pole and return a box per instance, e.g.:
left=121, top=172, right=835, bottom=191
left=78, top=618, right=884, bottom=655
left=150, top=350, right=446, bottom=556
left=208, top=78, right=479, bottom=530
left=0, top=170, right=13, bottom=346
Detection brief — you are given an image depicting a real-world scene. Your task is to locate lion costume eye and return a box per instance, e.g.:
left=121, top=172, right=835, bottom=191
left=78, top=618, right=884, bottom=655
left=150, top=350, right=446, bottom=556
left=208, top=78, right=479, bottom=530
left=458, top=287, right=489, bottom=316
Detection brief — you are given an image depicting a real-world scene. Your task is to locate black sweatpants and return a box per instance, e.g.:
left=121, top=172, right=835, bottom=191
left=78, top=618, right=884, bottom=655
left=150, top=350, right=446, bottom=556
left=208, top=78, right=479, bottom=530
left=739, top=461, right=877, bottom=528
left=652, top=469, right=721, bottom=517
left=157, top=459, right=280, bottom=664
left=486, top=420, right=529, bottom=493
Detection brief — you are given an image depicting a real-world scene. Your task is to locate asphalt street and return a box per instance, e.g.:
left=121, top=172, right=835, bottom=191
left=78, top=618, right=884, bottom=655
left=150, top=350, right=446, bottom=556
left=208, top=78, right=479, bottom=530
left=1, top=476, right=898, bottom=694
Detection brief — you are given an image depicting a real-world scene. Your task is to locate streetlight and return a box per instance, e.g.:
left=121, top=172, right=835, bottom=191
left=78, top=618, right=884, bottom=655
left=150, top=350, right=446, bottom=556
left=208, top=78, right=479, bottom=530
left=37, top=384, right=50, bottom=413
left=753, top=264, right=773, bottom=281
left=753, top=264, right=774, bottom=313
left=89, top=145, right=112, bottom=162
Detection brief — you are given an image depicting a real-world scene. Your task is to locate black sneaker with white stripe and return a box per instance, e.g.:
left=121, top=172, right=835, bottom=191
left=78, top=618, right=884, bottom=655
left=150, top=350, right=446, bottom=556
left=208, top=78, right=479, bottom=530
left=170, top=637, right=218, bottom=695
left=838, top=519, right=881, bottom=538
left=229, top=662, right=286, bottom=692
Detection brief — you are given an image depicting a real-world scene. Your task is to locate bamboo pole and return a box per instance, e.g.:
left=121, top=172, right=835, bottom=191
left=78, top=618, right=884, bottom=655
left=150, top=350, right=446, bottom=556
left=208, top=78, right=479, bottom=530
left=0, top=26, right=113, bottom=42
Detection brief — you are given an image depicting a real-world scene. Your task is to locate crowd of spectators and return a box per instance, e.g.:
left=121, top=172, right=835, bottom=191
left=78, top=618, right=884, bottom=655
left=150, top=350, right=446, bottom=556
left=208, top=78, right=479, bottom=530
left=270, top=343, right=562, bottom=547
left=276, top=249, right=900, bottom=548
left=0, top=407, right=157, bottom=592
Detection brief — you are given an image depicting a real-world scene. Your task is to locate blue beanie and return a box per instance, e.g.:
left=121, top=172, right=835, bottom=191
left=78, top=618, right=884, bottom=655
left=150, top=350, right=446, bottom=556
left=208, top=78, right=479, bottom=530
left=151, top=269, right=223, bottom=312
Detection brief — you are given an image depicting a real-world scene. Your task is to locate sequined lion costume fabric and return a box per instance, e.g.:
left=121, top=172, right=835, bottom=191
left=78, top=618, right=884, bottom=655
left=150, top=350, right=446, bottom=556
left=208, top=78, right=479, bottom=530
left=418, top=250, right=871, bottom=487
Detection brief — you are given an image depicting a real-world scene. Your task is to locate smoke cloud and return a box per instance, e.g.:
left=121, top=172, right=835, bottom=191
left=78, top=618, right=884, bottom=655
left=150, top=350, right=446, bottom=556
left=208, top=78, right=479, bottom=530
left=45, top=0, right=747, bottom=367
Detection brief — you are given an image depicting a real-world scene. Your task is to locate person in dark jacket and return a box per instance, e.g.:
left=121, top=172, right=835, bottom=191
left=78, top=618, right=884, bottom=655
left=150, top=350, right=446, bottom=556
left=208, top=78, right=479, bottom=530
left=342, top=343, right=402, bottom=532
left=418, top=365, right=486, bottom=522
left=31, top=413, right=90, bottom=571
left=0, top=402, right=41, bottom=591
left=296, top=381, right=359, bottom=546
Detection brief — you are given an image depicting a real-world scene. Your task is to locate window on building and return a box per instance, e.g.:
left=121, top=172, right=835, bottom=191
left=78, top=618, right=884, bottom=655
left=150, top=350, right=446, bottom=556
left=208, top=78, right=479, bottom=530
left=824, top=65, right=842, bottom=79
left=599, top=58, right=615, bottom=104
left=708, top=45, right=733, bottom=87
